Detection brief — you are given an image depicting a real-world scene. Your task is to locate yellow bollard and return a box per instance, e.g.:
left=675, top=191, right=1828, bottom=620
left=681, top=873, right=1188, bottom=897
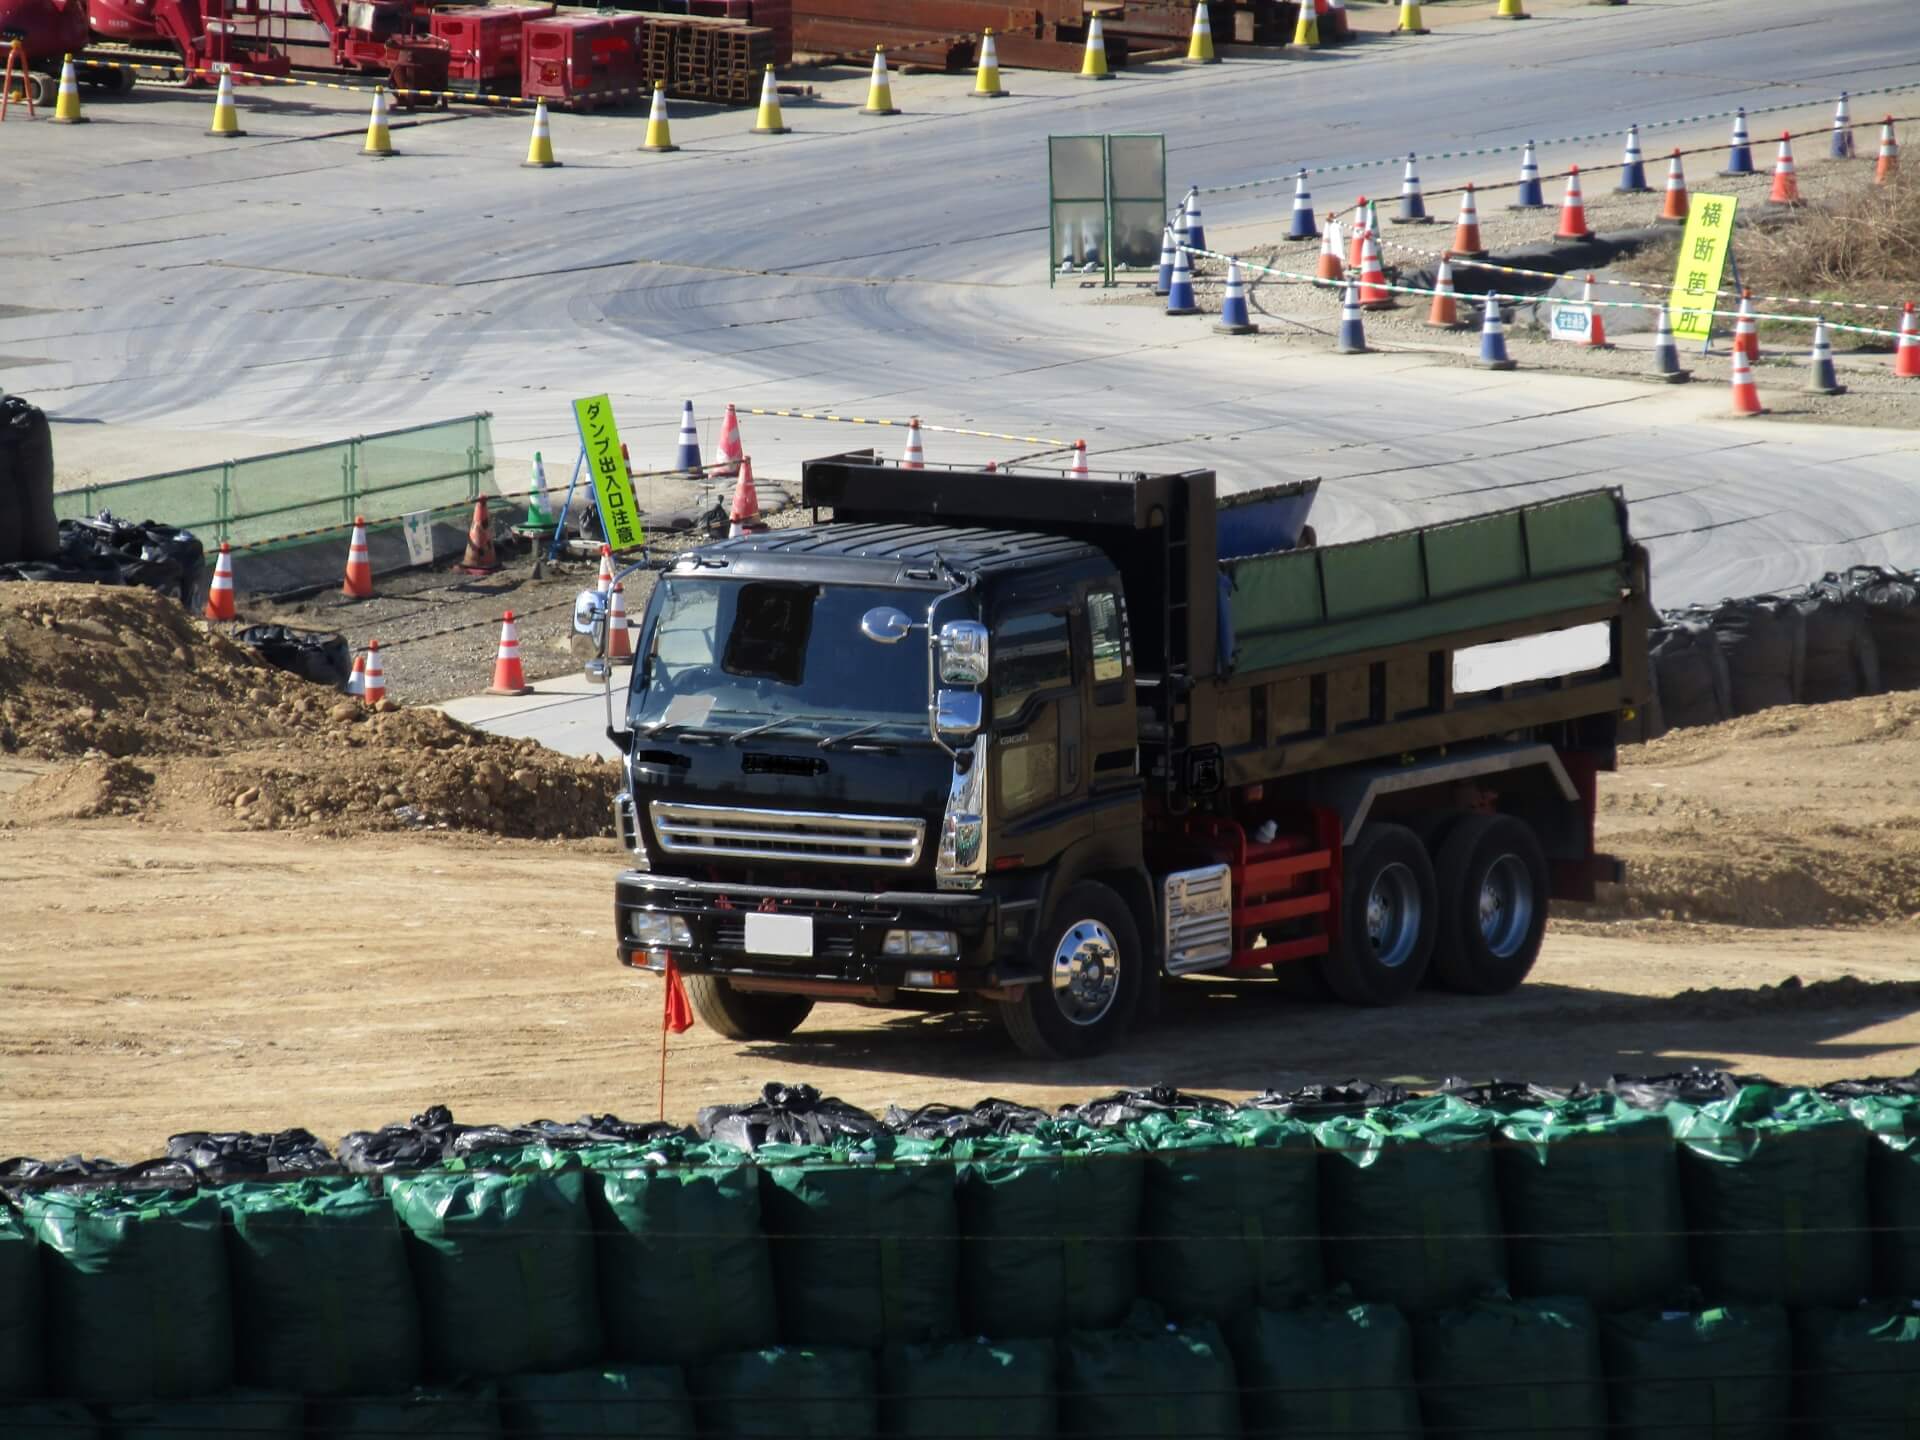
left=971, top=27, right=1007, bottom=97
left=641, top=81, right=678, bottom=152
left=751, top=63, right=788, bottom=133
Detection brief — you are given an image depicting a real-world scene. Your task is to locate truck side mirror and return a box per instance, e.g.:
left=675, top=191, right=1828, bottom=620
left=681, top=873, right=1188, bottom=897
left=573, top=589, right=608, bottom=654
left=938, top=620, right=990, bottom=686
left=935, top=689, right=983, bottom=740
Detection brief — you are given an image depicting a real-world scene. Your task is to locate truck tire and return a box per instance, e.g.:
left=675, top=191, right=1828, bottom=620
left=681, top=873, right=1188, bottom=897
left=1317, top=823, right=1436, bottom=1006
left=682, top=974, right=814, bottom=1041
left=998, top=881, right=1142, bottom=1061
left=1432, top=813, right=1548, bottom=995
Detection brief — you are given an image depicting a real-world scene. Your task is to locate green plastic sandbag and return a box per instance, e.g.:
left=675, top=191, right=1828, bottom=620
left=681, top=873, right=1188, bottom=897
left=386, top=1164, right=600, bottom=1380
left=955, top=1121, right=1142, bottom=1338
left=24, top=1186, right=233, bottom=1402
left=1231, top=1296, right=1421, bottom=1440
left=1414, top=1297, right=1605, bottom=1440
left=881, top=1336, right=1055, bottom=1439
left=217, top=1177, right=421, bottom=1394
left=693, top=1346, right=876, bottom=1438
left=1497, top=1092, right=1689, bottom=1310
left=309, top=1383, right=501, bottom=1438
left=1315, top=1095, right=1507, bottom=1313
left=1844, top=1094, right=1920, bottom=1295
left=1673, top=1086, right=1869, bottom=1306
left=500, top=1365, right=697, bottom=1438
left=1134, top=1109, right=1322, bottom=1323
left=1794, top=1301, right=1920, bottom=1440
left=758, top=1137, right=958, bottom=1348
left=1601, top=1305, right=1790, bottom=1440
left=1061, top=1303, right=1240, bottom=1440
left=0, top=1401, right=97, bottom=1437
left=101, top=1390, right=304, bottom=1438
left=0, top=1207, right=43, bottom=1398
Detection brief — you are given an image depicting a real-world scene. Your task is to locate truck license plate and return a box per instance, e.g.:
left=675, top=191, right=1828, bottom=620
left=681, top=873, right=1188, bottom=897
left=744, top=912, right=814, bottom=958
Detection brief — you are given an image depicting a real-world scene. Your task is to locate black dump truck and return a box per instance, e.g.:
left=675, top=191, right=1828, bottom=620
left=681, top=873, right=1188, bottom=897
left=574, top=451, right=1652, bottom=1060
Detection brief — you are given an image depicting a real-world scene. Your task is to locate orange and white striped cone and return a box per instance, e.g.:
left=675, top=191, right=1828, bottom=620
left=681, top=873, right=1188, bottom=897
left=1357, top=230, right=1395, bottom=310
left=596, top=544, right=615, bottom=598
left=362, top=641, right=386, bottom=706
left=1579, top=273, right=1609, bottom=348
left=1347, top=197, right=1369, bottom=268
left=1732, top=290, right=1760, bottom=364
left=204, top=542, right=236, bottom=621
left=1875, top=118, right=1899, bottom=185
left=1451, top=184, right=1486, bottom=257
left=1316, top=216, right=1345, bottom=282
left=1896, top=302, right=1920, bottom=379
left=715, top=403, right=744, bottom=477
left=1426, top=253, right=1463, bottom=328
left=458, top=496, right=499, bottom=574
left=901, top=418, right=925, bottom=469
left=607, top=583, right=633, bottom=662
left=1555, top=166, right=1593, bottom=241
left=487, top=611, right=533, bottom=696
left=341, top=516, right=373, bottom=598
left=1767, top=132, right=1801, bottom=205
left=1659, top=150, right=1690, bottom=222
left=729, top=457, right=762, bottom=535
left=1729, top=347, right=1766, bottom=416
left=347, top=650, right=367, bottom=698
left=1068, top=440, right=1091, bottom=479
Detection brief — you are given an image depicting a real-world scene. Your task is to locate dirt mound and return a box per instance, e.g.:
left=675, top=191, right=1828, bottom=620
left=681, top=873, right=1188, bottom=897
left=0, top=582, right=616, bottom=840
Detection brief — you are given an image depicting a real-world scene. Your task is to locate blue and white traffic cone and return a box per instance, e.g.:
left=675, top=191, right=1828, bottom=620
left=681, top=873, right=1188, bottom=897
left=1155, top=226, right=1175, bottom=296
left=1215, top=257, right=1258, bottom=334
left=1393, top=153, right=1431, bottom=224
left=673, top=400, right=702, bottom=472
left=1478, top=296, right=1516, bottom=370
left=1649, top=304, right=1690, bottom=383
left=1173, top=195, right=1192, bottom=263
left=1166, top=244, right=1200, bottom=316
left=1806, top=320, right=1846, bottom=394
left=1616, top=124, right=1650, bottom=192
left=1337, top=279, right=1370, bottom=354
left=1183, top=187, right=1207, bottom=256
left=1510, top=140, right=1546, bottom=209
left=1287, top=169, right=1319, bottom=240
left=1831, top=92, right=1855, bottom=160
left=1721, top=108, right=1755, bottom=175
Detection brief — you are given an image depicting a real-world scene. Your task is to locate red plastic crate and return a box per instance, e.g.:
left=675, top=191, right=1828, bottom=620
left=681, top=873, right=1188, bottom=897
left=522, top=12, right=648, bottom=110
left=431, top=4, right=555, bottom=92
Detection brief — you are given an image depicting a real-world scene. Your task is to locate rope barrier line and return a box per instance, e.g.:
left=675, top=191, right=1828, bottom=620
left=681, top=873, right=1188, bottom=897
left=1195, top=82, right=1920, bottom=197
left=1181, top=244, right=1908, bottom=340
left=742, top=406, right=1069, bottom=446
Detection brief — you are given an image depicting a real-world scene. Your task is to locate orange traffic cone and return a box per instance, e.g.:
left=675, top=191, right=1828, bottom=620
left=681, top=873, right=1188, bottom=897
left=362, top=640, right=386, bottom=706
left=1875, top=118, right=1899, bottom=184
left=1732, top=290, right=1760, bottom=363
left=901, top=417, right=925, bottom=469
left=1555, top=166, right=1593, bottom=240
left=204, top=541, right=236, bottom=621
left=1068, top=440, right=1090, bottom=478
left=1768, top=132, right=1800, bottom=205
left=1348, top=197, right=1369, bottom=268
left=458, top=496, right=499, bottom=574
left=607, top=583, right=633, bottom=661
left=1316, top=215, right=1345, bottom=282
left=1427, top=253, right=1463, bottom=328
left=1896, top=302, right=1920, bottom=379
left=715, top=403, right=744, bottom=477
left=1660, top=150, right=1690, bottom=222
left=1580, top=273, right=1609, bottom=348
left=347, top=650, right=367, bottom=698
left=1451, top=184, right=1486, bottom=257
left=1357, top=230, right=1395, bottom=309
left=487, top=610, right=533, bottom=696
left=342, top=516, right=373, bottom=598
left=597, top=543, right=615, bottom=597
left=729, top=457, right=762, bottom=535
left=1729, top=347, right=1766, bottom=416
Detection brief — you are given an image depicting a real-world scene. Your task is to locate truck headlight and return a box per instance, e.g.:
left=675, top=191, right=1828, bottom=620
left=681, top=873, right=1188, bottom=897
left=882, top=929, right=959, bottom=957
left=629, top=911, right=693, bottom=948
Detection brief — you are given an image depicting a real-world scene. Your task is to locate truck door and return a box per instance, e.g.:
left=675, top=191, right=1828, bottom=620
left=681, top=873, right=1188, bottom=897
left=990, top=606, right=1089, bottom=861
left=1081, top=583, right=1137, bottom=796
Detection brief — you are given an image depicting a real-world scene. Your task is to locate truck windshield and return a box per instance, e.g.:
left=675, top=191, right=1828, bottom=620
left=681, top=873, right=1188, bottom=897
left=629, top=577, right=939, bottom=742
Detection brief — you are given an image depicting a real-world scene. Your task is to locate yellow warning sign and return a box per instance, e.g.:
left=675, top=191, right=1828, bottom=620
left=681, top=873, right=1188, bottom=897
left=571, top=394, right=646, bottom=551
left=1667, top=192, right=1739, bottom=342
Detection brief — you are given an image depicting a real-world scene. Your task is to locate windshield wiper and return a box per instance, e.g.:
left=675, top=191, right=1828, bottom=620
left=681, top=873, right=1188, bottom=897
left=818, top=721, right=893, bottom=751
left=638, top=721, right=727, bottom=740
left=730, top=713, right=835, bottom=745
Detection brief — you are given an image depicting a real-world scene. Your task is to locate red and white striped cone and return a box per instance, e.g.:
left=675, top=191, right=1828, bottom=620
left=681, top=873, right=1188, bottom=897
left=596, top=544, right=615, bottom=598
left=607, top=583, right=633, bottom=661
left=729, top=457, right=763, bottom=534
left=204, top=542, right=236, bottom=621
left=1357, top=230, right=1395, bottom=310
left=1316, top=216, right=1345, bottom=282
left=362, top=641, right=386, bottom=707
left=1659, top=150, right=1689, bottom=222
left=1347, top=197, right=1369, bottom=269
left=1767, top=132, right=1801, bottom=205
left=1068, top=440, right=1091, bottom=479
left=715, top=404, right=744, bottom=478
left=1729, top=347, right=1766, bottom=416
left=341, top=516, right=373, bottom=598
left=1555, top=166, right=1593, bottom=241
left=1732, top=291, right=1760, bottom=364
left=901, top=417, right=926, bottom=469
left=1450, top=184, right=1486, bottom=257
left=1896, top=302, right=1920, bottom=379
left=1579, top=274, right=1609, bottom=348
left=347, top=650, right=367, bottom=698
left=1426, top=254, right=1463, bottom=328
left=487, top=611, right=533, bottom=696
left=1875, top=118, right=1900, bottom=184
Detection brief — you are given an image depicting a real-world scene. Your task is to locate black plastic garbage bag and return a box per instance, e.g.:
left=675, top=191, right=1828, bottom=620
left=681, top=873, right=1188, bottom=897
left=61, top=516, right=204, bottom=605
left=1, top=393, right=59, bottom=563
left=527, top=1114, right=689, bottom=1149
left=165, top=1127, right=336, bottom=1181
left=1709, top=596, right=1805, bottom=715
left=1649, top=619, right=1731, bottom=729
left=1607, top=1068, right=1748, bottom=1112
left=1058, top=1085, right=1232, bottom=1128
left=1798, top=581, right=1882, bottom=702
left=883, top=1098, right=1054, bottom=1140
left=338, top=1106, right=532, bottom=1174
left=697, top=1082, right=886, bottom=1152
left=1249, top=1080, right=1412, bottom=1118
left=1841, top=567, right=1920, bottom=691
left=1438, top=1078, right=1573, bottom=1111
left=234, top=625, right=353, bottom=690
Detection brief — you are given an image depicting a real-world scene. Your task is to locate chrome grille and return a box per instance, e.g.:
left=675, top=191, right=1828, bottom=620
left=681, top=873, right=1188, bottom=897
left=650, top=802, right=925, bottom=868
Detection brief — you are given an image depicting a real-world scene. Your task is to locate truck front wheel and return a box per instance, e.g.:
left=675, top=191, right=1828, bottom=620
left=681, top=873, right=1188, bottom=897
left=1318, top=823, right=1436, bottom=1006
left=682, top=974, right=815, bottom=1041
left=998, top=881, right=1142, bottom=1061
left=1432, top=813, right=1548, bottom=995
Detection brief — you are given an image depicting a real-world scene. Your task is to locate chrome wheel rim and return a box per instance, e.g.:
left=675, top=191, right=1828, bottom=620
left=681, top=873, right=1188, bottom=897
left=1364, top=862, right=1421, bottom=969
left=1050, top=919, right=1121, bottom=1026
left=1479, top=854, right=1534, bottom=958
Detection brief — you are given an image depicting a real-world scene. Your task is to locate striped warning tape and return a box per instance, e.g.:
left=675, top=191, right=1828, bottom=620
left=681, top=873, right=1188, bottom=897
left=1181, top=245, right=1907, bottom=341
left=743, top=407, right=1068, bottom=446
left=1196, top=82, right=1920, bottom=197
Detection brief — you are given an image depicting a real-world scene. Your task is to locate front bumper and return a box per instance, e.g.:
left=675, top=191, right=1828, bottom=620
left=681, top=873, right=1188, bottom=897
left=615, top=870, right=1039, bottom=992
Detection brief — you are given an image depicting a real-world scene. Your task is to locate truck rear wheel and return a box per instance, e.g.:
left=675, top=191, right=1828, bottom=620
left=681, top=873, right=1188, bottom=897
left=998, top=881, right=1142, bottom=1061
left=682, top=974, right=815, bottom=1041
left=1432, top=813, right=1548, bottom=995
left=1318, top=823, right=1436, bottom=1006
